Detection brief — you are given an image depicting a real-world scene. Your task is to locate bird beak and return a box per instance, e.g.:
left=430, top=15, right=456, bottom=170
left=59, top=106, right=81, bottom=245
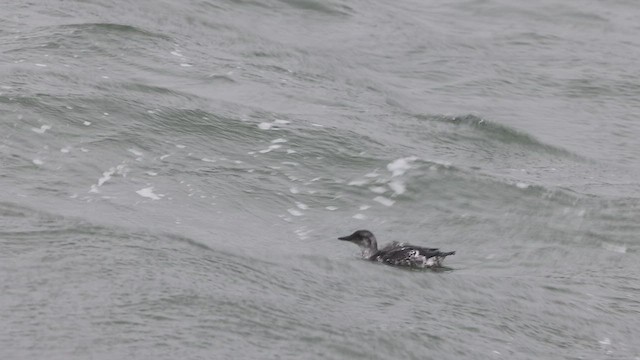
left=338, top=234, right=353, bottom=241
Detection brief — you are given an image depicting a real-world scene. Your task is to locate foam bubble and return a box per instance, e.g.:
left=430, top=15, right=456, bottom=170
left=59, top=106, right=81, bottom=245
left=516, top=182, right=529, bottom=189
left=202, top=158, right=216, bottom=163
left=273, top=119, right=289, bottom=125
left=353, top=213, right=366, bottom=220
left=348, top=179, right=368, bottom=186
left=286, top=149, right=297, bottom=154
left=287, top=208, right=303, bottom=216
left=325, top=206, right=338, bottom=211
left=136, top=187, right=162, bottom=200
left=359, top=205, right=371, bottom=210
left=289, top=187, right=299, bottom=194
left=258, top=122, right=273, bottom=130
left=296, top=202, right=309, bottom=210
left=271, top=138, right=287, bottom=143
left=598, top=338, right=611, bottom=346
left=32, top=159, right=44, bottom=165
left=128, top=148, right=143, bottom=156
left=373, top=196, right=395, bottom=207
left=387, top=156, right=418, bottom=177
left=180, top=63, right=192, bottom=67
left=389, top=180, right=406, bottom=195
left=369, top=186, right=387, bottom=194
left=602, top=243, right=626, bottom=253
left=259, top=144, right=282, bottom=153
left=32, top=125, right=51, bottom=134
left=83, top=121, right=91, bottom=126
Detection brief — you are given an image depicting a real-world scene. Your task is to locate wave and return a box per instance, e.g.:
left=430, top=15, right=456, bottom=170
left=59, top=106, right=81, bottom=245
left=416, top=113, right=580, bottom=158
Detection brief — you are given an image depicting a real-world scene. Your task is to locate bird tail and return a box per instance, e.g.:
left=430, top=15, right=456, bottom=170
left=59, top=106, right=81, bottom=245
left=438, top=251, right=455, bottom=257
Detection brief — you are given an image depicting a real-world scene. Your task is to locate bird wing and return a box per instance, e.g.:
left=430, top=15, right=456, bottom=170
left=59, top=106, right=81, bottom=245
left=377, top=246, right=434, bottom=263
left=379, top=241, right=405, bottom=252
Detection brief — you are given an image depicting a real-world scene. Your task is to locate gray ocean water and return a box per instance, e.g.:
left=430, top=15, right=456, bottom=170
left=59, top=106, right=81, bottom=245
left=1, top=0, right=639, bottom=359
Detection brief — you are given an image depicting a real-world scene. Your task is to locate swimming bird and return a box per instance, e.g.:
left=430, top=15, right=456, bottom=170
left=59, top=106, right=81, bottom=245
left=338, top=229, right=455, bottom=268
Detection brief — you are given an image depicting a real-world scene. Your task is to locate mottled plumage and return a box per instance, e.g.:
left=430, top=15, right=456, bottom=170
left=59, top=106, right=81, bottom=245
left=338, top=230, right=455, bottom=268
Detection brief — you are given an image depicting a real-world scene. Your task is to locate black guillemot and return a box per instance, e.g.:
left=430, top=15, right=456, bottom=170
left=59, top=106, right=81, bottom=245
left=338, top=230, right=455, bottom=268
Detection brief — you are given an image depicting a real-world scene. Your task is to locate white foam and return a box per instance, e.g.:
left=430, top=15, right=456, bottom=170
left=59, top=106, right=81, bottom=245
left=325, top=206, right=338, bottom=211
left=271, top=138, right=287, bottom=143
left=60, top=147, right=71, bottom=153
left=286, top=149, right=297, bottom=154
left=258, top=122, right=273, bottom=130
left=364, top=170, right=380, bottom=178
left=289, top=187, right=299, bottom=194
left=175, top=144, right=186, bottom=149
left=353, top=213, right=366, bottom=220
left=201, top=158, right=216, bottom=163
left=160, top=154, right=171, bottom=160
left=35, top=63, right=47, bottom=67
left=369, top=186, right=387, bottom=194
left=602, top=243, right=626, bottom=253
left=287, top=208, right=303, bottom=216
left=389, top=180, right=406, bottom=195
left=516, top=182, right=529, bottom=189
left=136, top=187, right=162, bottom=200
left=97, top=168, right=115, bottom=186
left=273, top=119, right=289, bottom=125
left=32, top=159, right=44, bottom=165
left=83, top=121, right=91, bottom=126
left=359, top=205, right=371, bottom=210
left=93, top=164, right=127, bottom=190
left=32, top=125, right=51, bottom=134
left=128, top=148, right=143, bottom=156
left=387, top=156, right=418, bottom=177
left=429, top=159, right=452, bottom=168
left=171, top=51, right=183, bottom=57
left=180, top=63, right=192, bottom=67
left=294, top=227, right=312, bottom=240
left=296, top=202, right=309, bottom=210
left=348, top=179, right=368, bottom=186
left=373, top=196, right=395, bottom=207
left=259, top=144, right=282, bottom=153
left=146, top=171, right=158, bottom=176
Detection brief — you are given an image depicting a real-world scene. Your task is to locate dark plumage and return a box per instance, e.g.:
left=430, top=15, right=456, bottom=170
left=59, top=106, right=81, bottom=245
left=338, top=230, right=455, bottom=268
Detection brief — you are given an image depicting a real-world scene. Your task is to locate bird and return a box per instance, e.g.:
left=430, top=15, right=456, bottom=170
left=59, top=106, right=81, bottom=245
left=338, top=229, right=455, bottom=268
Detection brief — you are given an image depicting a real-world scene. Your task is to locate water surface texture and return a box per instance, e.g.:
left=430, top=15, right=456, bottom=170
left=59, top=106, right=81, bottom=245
left=1, top=0, right=639, bottom=359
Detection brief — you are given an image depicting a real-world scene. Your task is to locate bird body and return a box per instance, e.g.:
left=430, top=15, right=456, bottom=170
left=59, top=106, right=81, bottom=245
left=338, top=230, right=455, bottom=268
